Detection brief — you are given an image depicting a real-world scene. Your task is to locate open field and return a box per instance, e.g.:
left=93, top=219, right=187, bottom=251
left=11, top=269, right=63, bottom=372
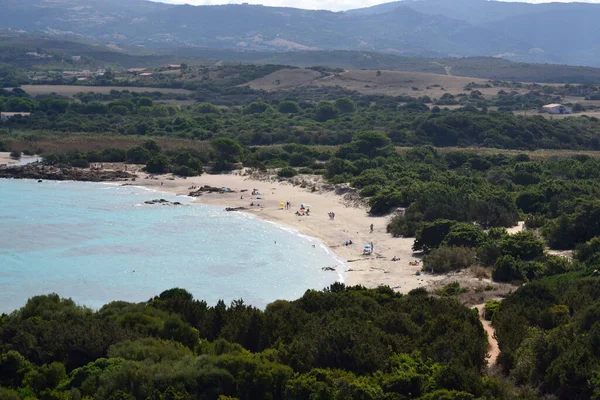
left=16, top=85, right=193, bottom=97
left=244, top=68, right=524, bottom=98
left=5, top=131, right=600, bottom=161
left=1, top=135, right=209, bottom=153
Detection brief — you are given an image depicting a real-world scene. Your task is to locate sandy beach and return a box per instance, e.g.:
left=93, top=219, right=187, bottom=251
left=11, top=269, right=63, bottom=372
left=1, top=153, right=511, bottom=293
left=112, top=168, right=449, bottom=292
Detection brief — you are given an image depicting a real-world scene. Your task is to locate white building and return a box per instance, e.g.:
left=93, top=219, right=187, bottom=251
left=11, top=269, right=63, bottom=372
left=541, top=103, right=571, bottom=114
left=0, top=112, right=31, bottom=121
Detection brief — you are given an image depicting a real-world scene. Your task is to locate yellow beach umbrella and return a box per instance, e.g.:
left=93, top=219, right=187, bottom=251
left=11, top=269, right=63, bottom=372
left=279, top=202, right=285, bottom=207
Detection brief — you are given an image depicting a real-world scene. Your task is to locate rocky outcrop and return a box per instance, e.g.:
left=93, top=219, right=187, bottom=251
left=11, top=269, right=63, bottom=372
left=0, top=163, right=135, bottom=182
left=189, top=185, right=236, bottom=197
left=144, top=199, right=183, bottom=206
left=225, top=207, right=247, bottom=212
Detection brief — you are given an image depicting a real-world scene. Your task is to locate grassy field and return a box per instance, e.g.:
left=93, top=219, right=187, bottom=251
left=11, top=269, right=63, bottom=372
left=2, top=135, right=209, bottom=153
left=17, top=85, right=192, bottom=97
left=5, top=130, right=600, bottom=161
left=245, top=68, right=523, bottom=98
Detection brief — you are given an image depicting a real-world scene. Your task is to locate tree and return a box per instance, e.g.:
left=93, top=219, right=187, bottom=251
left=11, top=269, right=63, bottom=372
left=278, top=167, right=297, bottom=178
left=145, top=155, right=170, bottom=174
left=413, top=220, right=457, bottom=252
left=244, top=102, right=273, bottom=114
left=126, top=147, right=152, bottom=164
left=278, top=101, right=300, bottom=114
left=499, top=231, right=544, bottom=261
left=354, top=131, right=392, bottom=158
left=211, top=138, right=243, bottom=168
left=195, top=102, right=221, bottom=114
left=492, top=255, right=524, bottom=282
left=5, top=97, right=35, bottom=112
left=334, top=98, right=357, bottom=114
left=443, top=223, right=484, bottom=248
left=314, top=102, right=338, bottom=122
left=423, top=246, right=476, bottom=274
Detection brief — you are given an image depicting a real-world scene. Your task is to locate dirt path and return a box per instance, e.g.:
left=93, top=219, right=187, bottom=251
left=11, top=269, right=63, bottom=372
left=475, top=303, right=500, bottom=367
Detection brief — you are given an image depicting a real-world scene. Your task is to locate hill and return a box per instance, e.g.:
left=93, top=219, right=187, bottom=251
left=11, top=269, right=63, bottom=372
left=2, top=0, right=600, bottom=66
left=5, top=34, right=600, bottom=85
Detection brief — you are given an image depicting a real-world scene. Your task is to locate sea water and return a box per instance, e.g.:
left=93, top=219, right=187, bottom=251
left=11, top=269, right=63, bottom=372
left=0, top=179, right=344, bottom=312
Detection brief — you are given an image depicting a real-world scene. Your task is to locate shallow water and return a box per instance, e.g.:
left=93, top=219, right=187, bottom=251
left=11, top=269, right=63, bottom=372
left=0, top=180, right=343, bottom=312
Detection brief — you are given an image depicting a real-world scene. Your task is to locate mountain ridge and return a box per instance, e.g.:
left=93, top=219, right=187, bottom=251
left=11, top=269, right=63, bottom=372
left=1, top=0, right=599, bottom=66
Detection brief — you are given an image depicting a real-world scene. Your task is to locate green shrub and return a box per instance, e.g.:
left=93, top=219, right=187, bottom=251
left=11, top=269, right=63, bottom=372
left=443, top=223, right=484, bottom=248
left=387, top=213, right=422, bottom=238
left=423, top=246, right=477, bottom=274
left=360, top=185, right=380, bottom=197
left=9, top=150, right=20, bottom=159
left=278, top=167, right=298, bottom=178
left=145, top=155, right=170, bottom=174
left=492, top=255, right=524, bottom=282
left=414, top=219, right=457, bottom=252
left=524, top=214, right=546, bottom=229
left=483, top=300, right=501, bottom=321
left=71, top=158, right=90, bottom=168
left=436, top=282, right=469, bottom=297
left=173, top=165, right=199, bottom=177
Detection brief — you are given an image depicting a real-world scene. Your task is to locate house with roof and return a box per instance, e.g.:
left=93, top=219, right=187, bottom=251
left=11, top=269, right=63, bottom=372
left=541, top=103, right=571, bottom=114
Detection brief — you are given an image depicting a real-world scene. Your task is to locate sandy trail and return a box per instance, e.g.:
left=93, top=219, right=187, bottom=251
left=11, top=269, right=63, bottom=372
left=474, top=303, right=500, bottom=367
left=115, top=168, right=445, bottom=292
left=0, top=153, right=36, bottom=166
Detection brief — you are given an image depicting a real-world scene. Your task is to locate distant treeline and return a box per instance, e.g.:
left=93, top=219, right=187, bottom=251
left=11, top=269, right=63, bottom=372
left=2, top=85, right=600, bottom=151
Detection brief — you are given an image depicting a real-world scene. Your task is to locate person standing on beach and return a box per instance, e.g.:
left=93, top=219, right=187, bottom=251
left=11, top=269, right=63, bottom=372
left=370, top=223, right=374, bottom=233
left=371, top=241, right=374, bottom=253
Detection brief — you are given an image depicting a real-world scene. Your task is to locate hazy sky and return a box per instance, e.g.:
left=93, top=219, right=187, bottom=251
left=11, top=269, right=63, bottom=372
left=155, top=0, right=600, bottom=12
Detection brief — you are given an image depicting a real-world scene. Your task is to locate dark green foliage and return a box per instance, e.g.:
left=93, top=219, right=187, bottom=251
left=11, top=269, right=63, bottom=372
left=314, top=101, right=338, bottom=122
left=0, top=286, right=490, bottom=399
left=334, top=97, right=357, bottom=114
left=211, top=137, right=243, bottom=169
left=244, top=101, right=273, bottom=114
left=422, top=246, right=477, bottom=274
left=500, top=231, right=544, bottom=261
left=277, top=101, right=300, bottom=114
left=278, top=167, right=297, bottom=178
left=492, top=255, right=526, bottom=282
left=195, top=102, right=222, bottom=114
left=483, top=300, right=501, bottom=321
left=494, top=273, right=600, bottom=399
left=145, top=154, right=170, bottom=174
left=443, top=223, right=485, bottom=248
left=414, top=220, right=457, bottom=252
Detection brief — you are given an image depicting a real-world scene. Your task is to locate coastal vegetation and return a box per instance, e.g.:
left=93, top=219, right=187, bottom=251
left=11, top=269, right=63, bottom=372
left=5, top=54, right=600, bottom=400
left=0, top=285, right=494, bottom=400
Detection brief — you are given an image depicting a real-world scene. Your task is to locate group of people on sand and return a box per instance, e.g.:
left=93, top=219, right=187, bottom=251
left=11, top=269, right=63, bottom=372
left=295, top=209, right=310, bottom=216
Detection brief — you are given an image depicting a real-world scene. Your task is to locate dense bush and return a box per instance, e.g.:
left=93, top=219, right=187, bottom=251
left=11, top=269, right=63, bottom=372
left=0, top=285, right=490, bottom=399
left=278, top=167, right=298, bottom=178
left=494, top=273, right=600, bottom=399
left=422, top=246, right=477, bottom=274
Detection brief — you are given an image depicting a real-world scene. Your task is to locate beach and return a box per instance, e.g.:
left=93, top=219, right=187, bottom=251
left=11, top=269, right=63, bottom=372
left=114, top=168, right=447, bottom=292
left=0, top=153, right=514, bottom=293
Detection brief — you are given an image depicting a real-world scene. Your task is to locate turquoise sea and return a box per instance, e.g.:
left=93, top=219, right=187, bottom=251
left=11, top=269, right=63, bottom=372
left=0, top=179, right=343, bottom=312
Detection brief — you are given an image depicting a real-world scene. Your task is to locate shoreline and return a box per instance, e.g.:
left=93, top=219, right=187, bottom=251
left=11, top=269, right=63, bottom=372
left=111, top=168, right=447, bottom=292
left=1, top=156, right=504, bottom=293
